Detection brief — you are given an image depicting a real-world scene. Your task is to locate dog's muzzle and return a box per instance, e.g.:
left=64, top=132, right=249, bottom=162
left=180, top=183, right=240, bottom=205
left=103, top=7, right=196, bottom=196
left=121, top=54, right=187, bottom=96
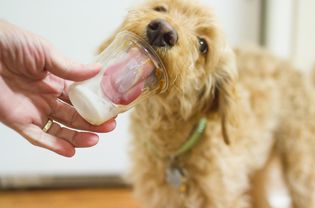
left=146, top=19, right=178, bottom=48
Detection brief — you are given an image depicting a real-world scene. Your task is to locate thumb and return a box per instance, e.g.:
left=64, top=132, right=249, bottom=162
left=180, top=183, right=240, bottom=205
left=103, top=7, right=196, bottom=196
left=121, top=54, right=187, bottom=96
left=45, top=46, right=101, bottom=81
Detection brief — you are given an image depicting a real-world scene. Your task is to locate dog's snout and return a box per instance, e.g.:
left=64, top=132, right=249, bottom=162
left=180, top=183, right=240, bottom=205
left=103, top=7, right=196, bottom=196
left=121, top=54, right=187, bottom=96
left=146, top=19, right=178, bottom=48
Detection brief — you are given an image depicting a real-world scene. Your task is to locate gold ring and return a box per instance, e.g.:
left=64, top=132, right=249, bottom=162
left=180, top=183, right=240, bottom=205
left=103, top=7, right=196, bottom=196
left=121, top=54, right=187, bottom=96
left=42, top=119, right=53, bottom=133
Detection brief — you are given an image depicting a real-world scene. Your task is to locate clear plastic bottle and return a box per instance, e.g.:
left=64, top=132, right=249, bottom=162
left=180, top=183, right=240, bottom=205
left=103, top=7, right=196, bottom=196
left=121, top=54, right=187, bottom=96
left=68, top=31, right=168, bottom=125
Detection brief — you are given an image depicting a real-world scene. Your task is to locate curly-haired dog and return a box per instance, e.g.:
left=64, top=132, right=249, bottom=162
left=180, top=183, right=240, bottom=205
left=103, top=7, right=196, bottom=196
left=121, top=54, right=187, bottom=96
left=99, top=0, right=315, bottom=207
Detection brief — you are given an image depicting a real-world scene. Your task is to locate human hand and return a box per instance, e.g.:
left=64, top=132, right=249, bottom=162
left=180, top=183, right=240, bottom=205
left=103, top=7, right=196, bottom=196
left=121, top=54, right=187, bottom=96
left=0, top=20, right=116, bottom=157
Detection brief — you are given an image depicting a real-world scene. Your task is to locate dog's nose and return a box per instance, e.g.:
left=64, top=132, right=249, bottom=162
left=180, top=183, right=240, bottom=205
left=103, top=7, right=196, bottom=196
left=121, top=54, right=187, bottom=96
left=146, top=19, right=178, bottom=48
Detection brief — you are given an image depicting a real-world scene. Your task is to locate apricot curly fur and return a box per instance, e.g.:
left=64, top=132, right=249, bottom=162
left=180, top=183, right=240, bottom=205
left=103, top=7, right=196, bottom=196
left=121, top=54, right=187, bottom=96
left=99, top=1, right=315, bottom=207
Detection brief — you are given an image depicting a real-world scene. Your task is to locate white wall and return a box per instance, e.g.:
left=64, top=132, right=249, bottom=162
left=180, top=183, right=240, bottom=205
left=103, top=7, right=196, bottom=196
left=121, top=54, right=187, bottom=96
left=294, top=0, right=315, bottom=71
left=265, top=0, right=315, bottom=71
left=0, top=0, right=261, bottom=179
left=265, top=0, right=295, bottom=59
left=201, top=0, right=262, bottom=45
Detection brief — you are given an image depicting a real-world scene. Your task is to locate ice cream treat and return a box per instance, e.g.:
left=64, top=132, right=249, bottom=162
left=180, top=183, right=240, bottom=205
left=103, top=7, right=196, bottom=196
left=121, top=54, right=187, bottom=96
left=68, top=32, right=168, bottom=125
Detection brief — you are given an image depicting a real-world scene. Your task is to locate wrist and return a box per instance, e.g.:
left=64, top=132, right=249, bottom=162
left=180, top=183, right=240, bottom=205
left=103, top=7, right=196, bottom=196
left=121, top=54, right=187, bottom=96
left=0, top=19, right=9, bottom=36
left=0, top=20, right=6, bottom=51
left=0, top=19, right=7, bottom=26
left=0, top=21, right=4, bottom=73
left=0, top=20, right=10, bottom=66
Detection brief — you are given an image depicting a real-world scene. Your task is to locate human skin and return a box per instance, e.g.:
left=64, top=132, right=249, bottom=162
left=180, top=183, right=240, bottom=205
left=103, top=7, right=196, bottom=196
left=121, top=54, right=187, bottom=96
left=0, top=20, right=116, bottom=157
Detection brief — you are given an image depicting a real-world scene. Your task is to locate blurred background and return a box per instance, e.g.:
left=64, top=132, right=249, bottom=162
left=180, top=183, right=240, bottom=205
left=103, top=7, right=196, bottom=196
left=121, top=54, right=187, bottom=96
left=0, top=0, right=314, bottom=207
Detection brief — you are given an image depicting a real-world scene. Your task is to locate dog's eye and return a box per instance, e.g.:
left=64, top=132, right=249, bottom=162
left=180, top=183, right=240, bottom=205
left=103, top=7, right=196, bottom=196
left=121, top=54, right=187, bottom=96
left=153, top=6, right=167, bottom=12
left=198, top=38, right=208, bottom=54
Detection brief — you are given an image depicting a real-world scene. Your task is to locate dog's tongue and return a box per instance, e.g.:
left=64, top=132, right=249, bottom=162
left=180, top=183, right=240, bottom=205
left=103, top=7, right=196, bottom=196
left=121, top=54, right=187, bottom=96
left=101, top=47, right=155, bottom=105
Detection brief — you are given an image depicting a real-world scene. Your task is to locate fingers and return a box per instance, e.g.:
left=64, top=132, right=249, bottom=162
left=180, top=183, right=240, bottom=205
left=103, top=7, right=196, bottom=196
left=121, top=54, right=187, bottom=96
left=19, top=123, right=100, bottom=157
left=50, top=99, right=116, bottom=132
left=47, top=122, right=99, bottom=148
left=58, top=79, right=73, bottom=104
left=19, top=124, right=76, bottom=157
left=44, top=44, right=102, bottom=81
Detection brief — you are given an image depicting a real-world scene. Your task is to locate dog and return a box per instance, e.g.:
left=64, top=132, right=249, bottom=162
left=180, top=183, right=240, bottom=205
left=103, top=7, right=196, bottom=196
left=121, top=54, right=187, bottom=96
left=98, top=0, right=315, bottom=207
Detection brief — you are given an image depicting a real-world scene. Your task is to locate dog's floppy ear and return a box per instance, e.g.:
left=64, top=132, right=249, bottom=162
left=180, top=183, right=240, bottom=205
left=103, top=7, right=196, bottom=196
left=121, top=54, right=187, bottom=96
left=214, top=46, right=239, bottom=145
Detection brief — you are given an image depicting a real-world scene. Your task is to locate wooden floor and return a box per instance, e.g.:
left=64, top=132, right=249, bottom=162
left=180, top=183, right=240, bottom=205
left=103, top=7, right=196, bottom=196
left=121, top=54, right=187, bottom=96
left=0, top=188, right=140, bottom=208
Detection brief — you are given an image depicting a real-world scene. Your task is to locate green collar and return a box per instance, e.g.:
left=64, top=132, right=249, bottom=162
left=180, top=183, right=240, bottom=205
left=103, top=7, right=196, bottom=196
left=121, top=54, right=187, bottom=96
left=146, top=117, right=207, bottom=159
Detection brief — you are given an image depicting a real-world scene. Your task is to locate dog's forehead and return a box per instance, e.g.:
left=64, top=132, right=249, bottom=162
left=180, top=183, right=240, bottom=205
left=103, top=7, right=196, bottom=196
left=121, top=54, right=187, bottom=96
left=145, top=0, right=215, bottom=33
left=145, top=0, right=214, bottom=20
